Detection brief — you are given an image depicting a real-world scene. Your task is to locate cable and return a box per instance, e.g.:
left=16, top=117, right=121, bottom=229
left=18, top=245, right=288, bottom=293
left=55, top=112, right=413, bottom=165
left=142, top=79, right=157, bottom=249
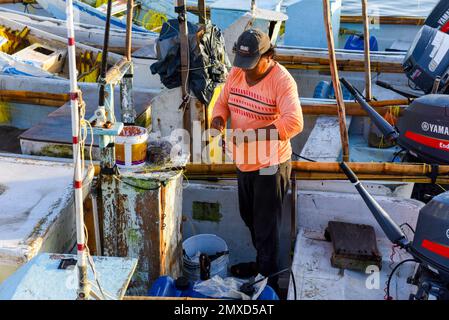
left=400, top=223, right=415, bottom=235
left=386, top=259, right=418, bottom=300
left=391, top=147, right=406, bottom=162
left=292, top=151, right=316, bottom=162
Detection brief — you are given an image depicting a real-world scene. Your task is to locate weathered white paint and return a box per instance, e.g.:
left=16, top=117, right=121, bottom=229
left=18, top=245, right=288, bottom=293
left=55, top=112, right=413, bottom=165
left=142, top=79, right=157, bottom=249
left=101, top=169, right=184, bottom=295
left=0, top=253, right=137, bottom=300
left=300, top=115, right=353, bottom=162
left=0, top=156, right=76, bottom=283
left=288, top=191, right=424, bottom=300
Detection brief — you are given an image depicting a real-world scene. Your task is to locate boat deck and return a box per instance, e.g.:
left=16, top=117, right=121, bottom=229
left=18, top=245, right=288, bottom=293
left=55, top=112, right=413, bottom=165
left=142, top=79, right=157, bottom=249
left=287, top=192, right=424, bottom=300
left=0, top=155, right=76, bottom=282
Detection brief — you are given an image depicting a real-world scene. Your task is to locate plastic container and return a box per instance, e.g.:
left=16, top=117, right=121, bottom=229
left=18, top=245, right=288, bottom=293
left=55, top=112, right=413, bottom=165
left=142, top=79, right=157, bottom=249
left=148, top=275, right=279, bottom=300
left=344, top=34, right=379, bottom=52
left=115, top=126, right=148, bottom=169
left=313, top=80, right=332, bottom=99
left=182, top=234, right=229, bottom=281
left=313, top=80, right=354, bottom=100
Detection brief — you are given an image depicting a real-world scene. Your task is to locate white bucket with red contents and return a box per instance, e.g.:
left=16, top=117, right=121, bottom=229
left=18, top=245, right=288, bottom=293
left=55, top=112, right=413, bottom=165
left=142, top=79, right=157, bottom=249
left=115, top=126, right=148, bottom=169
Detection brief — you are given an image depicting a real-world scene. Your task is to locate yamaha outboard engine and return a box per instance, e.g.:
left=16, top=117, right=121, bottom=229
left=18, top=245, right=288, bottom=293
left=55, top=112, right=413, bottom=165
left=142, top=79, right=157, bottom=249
left=403, top=25, right=449, bottom=94
left=340, top=78, right=449, bottom=164
left=425, top=0, right=449, bottom=33
left=412, top=192, right=449, bottom=281
left=340, top=162, right=449, bottom=300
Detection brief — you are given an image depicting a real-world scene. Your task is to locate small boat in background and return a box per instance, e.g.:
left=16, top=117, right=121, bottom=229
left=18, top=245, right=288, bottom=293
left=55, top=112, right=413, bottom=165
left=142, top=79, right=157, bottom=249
left=0, top=7, right=157, bottom=54
left=35, top=0, right=149, bottom=32
left=0, top=15, right=161, bottom=89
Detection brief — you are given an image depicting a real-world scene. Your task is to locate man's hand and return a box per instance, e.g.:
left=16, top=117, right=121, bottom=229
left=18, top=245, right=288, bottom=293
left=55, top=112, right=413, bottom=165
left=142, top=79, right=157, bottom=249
left=211, top=117, right=225, bottom=133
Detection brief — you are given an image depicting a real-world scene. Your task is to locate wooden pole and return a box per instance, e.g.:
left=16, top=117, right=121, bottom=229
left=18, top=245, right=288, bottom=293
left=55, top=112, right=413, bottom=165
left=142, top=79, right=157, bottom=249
left=322, top=0, right=350, bottom=162
left=125, top=0, right=133, bottom=61
left=198, top=0, right=206, bottom=25
left=176, top=0, right=192, bottom=159
left=362, top=0, right=372, bottom=101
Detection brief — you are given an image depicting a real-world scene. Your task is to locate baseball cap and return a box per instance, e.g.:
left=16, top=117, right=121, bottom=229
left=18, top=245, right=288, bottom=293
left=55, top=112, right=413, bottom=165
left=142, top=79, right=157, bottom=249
left=233, top=29, right=271, bottom=70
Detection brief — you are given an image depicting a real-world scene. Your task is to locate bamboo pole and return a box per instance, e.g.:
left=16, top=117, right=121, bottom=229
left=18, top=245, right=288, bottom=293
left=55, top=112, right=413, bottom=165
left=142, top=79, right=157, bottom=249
left=0, top=97, right=65, bottom=107
left=340, top=15, right=425, bottom=26
left=186, top=174, right=449, bottom=184
left=185, top=162, right=449, bottom=176
left=0, top=90, right=69, bottom=106
left=322, top=0, right=350, bottom=162
left=362, top=0, right=372, bottom=101
left=301, top=100, right=408, bottom=116
left=275, top=58, right=404, bottom=73
left=0, top=90, right=69, bottom=101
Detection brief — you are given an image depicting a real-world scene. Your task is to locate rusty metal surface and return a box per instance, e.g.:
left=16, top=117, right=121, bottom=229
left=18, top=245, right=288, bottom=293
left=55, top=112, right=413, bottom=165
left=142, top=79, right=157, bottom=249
left=100, top=170, right=183, bottom=295
left=327, top=221, right=382, bottom=272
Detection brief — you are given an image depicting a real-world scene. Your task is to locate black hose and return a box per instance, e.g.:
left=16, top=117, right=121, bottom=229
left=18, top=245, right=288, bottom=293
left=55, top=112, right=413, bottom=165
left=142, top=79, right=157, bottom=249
left=386, top=259, right=418, bottom=300
left=293, top=152, right=316, bottom=162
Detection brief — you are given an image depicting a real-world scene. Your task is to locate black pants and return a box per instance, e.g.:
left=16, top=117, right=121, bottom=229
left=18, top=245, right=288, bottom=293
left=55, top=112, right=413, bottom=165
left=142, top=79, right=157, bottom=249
left=237, top=160, right=291, bottom=289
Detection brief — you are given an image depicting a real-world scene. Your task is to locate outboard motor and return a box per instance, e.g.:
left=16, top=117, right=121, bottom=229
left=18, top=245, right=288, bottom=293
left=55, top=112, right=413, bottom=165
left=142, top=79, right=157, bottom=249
left=340, top=162, right=449, bottom=300
left=425, top=0, right=449, bottom=33
left=341, top=78, right=449, bottom=164
left=402, top=25, right=449, bottom=94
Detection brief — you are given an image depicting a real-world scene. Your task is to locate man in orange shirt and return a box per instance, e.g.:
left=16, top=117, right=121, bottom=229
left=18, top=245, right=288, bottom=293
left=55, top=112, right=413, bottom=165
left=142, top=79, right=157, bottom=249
left=211, top=29, right=303, bottom=293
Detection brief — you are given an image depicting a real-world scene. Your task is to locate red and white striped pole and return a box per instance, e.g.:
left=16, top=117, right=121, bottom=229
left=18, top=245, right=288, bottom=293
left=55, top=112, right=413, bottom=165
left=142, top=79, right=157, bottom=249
left=66, top=0, right=90, bottom=299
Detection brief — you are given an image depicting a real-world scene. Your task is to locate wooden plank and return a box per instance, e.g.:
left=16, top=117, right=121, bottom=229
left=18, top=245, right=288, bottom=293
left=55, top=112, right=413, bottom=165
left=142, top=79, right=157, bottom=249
left=323, top=0, right=350, bottom=161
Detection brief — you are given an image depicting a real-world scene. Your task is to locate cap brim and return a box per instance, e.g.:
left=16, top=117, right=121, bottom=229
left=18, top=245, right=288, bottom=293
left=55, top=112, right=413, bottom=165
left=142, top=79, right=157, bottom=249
left=233, top=53, right=261, bottom=70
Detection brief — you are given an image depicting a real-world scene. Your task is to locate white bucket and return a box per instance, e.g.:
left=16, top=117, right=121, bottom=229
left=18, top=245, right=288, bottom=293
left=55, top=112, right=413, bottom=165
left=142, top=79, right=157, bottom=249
left=182, top=234, right=229, bottom=281
left=115, top=126, right=148, bottom=169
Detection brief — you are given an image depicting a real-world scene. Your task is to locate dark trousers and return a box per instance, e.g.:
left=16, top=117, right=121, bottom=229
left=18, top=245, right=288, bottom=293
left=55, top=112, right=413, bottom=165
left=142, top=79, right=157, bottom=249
left=237, top=160, right=291, bottom=289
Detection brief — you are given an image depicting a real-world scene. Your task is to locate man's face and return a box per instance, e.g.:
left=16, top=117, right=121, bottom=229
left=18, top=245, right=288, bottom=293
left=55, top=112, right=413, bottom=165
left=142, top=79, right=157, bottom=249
left=243, top=54, right=271, bottom=79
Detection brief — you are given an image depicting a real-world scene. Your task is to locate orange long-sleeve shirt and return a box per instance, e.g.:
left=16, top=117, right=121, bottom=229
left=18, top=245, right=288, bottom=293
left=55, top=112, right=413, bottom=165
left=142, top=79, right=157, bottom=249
left=212, top=63, right=304, bottom=172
